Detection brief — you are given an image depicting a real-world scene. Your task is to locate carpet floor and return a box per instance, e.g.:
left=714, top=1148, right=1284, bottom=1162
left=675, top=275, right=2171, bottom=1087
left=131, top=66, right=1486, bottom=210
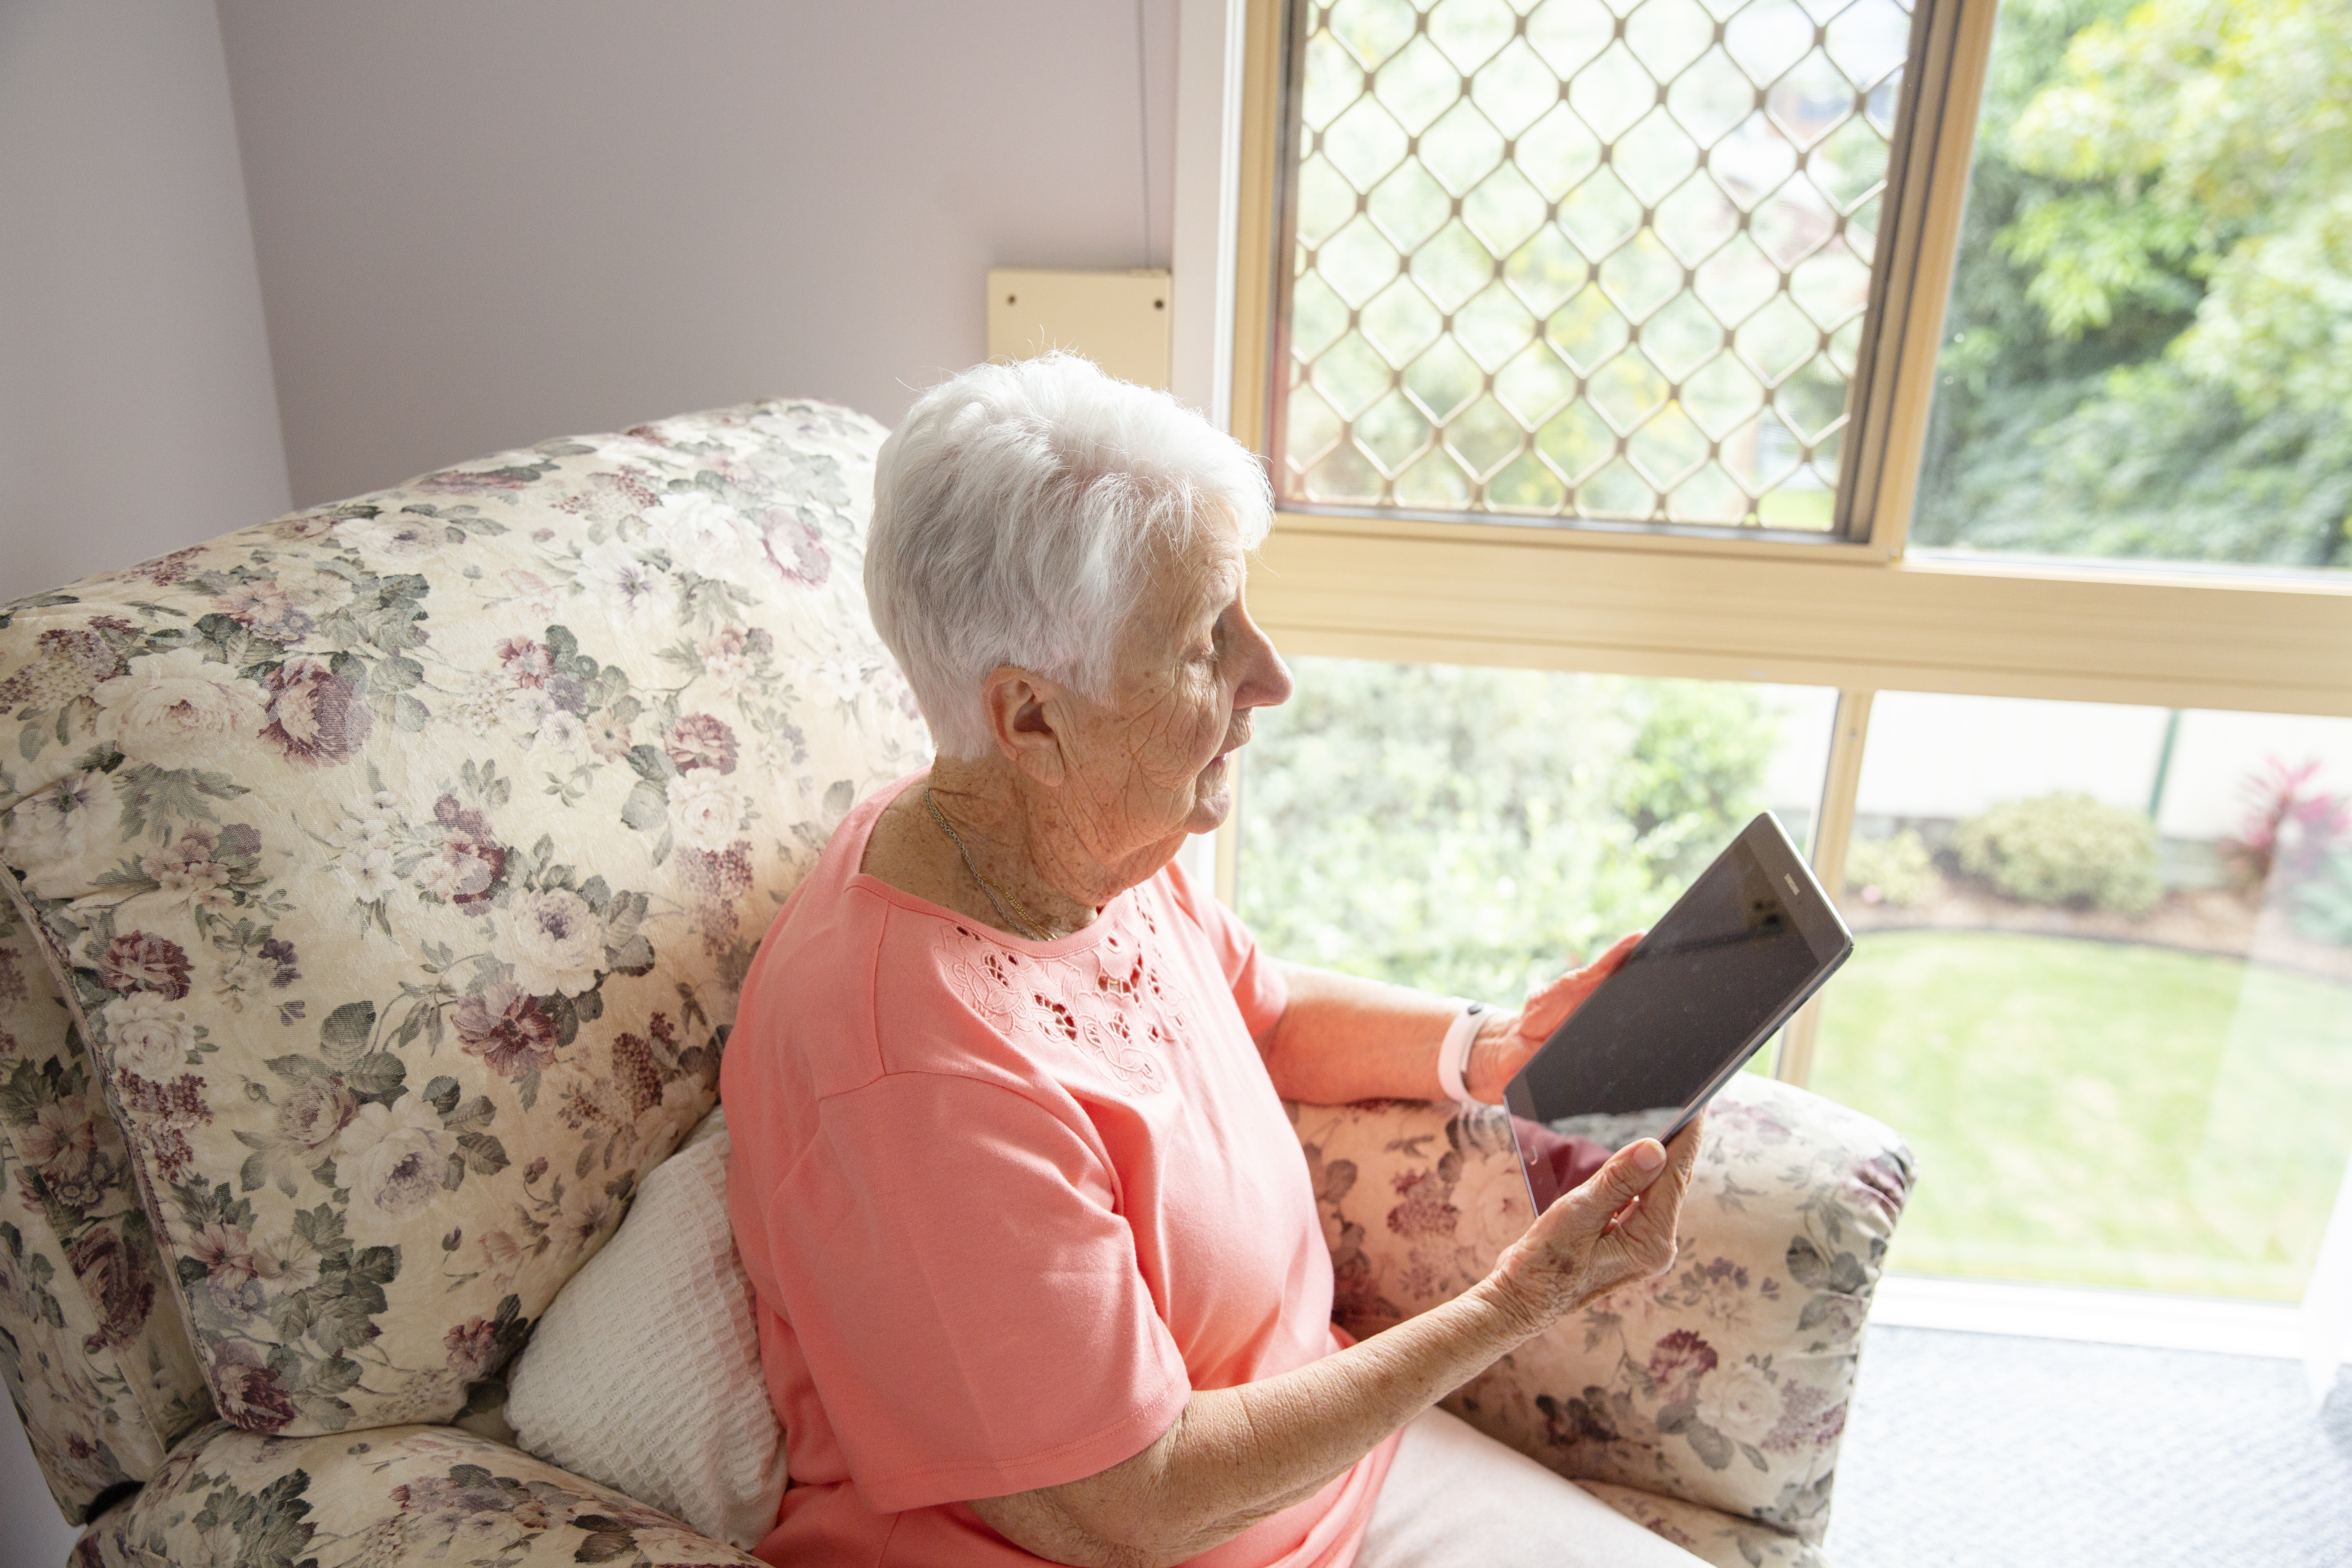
left=1824, top=1325, right=2352, bottom=1567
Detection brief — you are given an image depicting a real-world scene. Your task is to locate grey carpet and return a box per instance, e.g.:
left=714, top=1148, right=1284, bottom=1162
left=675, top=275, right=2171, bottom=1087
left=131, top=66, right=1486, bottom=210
left=1825, top=1326, right=2352, bottom=1568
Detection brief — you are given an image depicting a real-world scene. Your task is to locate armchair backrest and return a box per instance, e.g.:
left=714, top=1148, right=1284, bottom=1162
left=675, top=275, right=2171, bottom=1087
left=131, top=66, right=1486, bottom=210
left=0, top=401, right=929, bottom=1520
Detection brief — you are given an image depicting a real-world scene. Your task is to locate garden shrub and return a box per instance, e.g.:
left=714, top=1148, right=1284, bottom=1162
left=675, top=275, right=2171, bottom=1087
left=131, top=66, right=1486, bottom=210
left=1237, top=659, right=1783, bottom=1000
left=1846, top=829, right=1941, bottom=907
left=1953, top=792, right=2160, bottom=914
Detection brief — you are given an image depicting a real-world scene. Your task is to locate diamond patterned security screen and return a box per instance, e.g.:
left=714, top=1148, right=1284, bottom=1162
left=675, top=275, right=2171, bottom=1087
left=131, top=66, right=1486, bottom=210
left=1276, top=0, right=1915, bottom=532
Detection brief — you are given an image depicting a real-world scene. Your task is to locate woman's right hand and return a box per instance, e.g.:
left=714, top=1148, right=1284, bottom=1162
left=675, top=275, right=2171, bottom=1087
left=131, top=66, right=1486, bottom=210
left=1483, top=1115, right=1705, bottom=1336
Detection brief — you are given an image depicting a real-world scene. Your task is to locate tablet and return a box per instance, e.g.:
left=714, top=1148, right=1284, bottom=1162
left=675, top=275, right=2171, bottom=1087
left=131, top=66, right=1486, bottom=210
left=1503, top=812, right=1853, bottom=1216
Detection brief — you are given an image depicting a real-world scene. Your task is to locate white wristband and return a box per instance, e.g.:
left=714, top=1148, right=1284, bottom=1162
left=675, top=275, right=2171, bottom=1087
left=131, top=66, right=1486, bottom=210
left=1438, top=1000, right=1490, bottom=1107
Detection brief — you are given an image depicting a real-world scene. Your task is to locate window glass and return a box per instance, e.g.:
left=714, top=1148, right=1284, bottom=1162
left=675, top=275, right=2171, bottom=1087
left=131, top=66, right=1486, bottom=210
left=1278, top=0, right=1914, bottom=531
left=1815, top=693, right=2352, bottom=1298
left=1235, top=657, right=1838, bottom=1002
left=1912, top=0, right=2352, bottom=574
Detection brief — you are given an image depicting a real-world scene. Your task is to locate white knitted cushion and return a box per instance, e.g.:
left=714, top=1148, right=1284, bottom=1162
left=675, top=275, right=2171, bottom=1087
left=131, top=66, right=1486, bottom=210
left=506, top=1107, right=786, bottom=1548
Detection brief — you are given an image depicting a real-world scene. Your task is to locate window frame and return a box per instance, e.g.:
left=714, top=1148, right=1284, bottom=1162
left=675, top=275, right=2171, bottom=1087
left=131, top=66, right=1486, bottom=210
left=1219, top=0, right=2352, bottom=1080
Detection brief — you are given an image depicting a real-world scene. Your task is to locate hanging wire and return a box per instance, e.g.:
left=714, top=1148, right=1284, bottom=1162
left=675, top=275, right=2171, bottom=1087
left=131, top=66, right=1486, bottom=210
left=1135, top=0, right=1153, bottom=265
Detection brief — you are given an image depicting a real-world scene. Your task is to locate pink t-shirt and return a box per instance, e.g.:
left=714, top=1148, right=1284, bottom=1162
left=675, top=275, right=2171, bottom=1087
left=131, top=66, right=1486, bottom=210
left=723, top=776, right=1398, bottom=1568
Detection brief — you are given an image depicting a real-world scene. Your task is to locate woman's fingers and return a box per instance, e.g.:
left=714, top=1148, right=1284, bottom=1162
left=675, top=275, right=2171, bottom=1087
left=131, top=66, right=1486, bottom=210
left=1483, top=933, right=1650, bottom=1094
left=1535, top=1136, right=1668, bottom=1247
left=1540, top=1115, right=1706, bottom=1296
left=1517, top=932, right=1643, bottom=1038
left=1492, top=1106, right=1706, bottom=1329
left=1590, top=930, right=1643, bottom=974
left=1598, top=1116, right=1704, bottom=1264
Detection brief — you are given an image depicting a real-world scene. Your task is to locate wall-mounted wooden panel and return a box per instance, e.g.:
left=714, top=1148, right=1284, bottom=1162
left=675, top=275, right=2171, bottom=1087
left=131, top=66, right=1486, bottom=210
left=987, top=268, right=1173, bottom=390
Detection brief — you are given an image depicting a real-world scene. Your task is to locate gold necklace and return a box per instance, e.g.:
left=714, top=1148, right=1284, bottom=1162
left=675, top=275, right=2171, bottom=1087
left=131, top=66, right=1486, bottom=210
left=924, top=788, right=1053, bottom=941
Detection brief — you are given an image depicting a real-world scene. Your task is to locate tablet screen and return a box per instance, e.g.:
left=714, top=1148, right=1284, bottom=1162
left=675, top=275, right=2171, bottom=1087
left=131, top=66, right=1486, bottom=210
left=1506, top=823, right=1838, bottom=1212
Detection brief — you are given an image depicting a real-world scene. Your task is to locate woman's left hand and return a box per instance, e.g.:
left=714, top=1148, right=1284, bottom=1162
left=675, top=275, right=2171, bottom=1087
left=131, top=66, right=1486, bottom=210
left=1463, top=931, right=1642, bottom=1104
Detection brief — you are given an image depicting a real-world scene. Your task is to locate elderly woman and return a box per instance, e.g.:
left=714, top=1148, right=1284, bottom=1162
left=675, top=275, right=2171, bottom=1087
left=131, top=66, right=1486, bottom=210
left=722, top=356, right=1705, bottom=1568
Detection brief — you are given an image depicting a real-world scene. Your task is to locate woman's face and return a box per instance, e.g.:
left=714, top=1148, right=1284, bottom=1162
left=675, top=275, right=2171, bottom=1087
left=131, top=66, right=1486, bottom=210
left=1050, top=509, right=1292, bottom=867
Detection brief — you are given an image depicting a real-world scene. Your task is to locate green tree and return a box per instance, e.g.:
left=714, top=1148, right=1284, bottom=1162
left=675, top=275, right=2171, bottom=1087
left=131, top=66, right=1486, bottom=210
left=1912, top=0, right=2352, bottom=569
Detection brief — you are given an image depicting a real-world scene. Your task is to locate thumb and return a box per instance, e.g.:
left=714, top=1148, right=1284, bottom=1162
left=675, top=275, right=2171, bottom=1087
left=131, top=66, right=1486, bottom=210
left=1539, top=1137, right=1669, bottom=1239
left=1521, top=932, right=1642, bottom=1038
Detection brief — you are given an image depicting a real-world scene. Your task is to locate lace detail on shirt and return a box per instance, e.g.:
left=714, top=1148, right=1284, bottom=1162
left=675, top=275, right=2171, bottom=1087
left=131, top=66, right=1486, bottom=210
left=936, top=899, right=1189, bottom=1096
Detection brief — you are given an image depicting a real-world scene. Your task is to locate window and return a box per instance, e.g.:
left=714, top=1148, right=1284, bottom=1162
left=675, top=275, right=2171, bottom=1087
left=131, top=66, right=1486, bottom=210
left=1813, top=695, right=2352, bottom=1298
left=1236, top=658, right=1836, bottom=1000
left=1223, top=0, right=2352, bottom=1309
left=1912, top=0, right=2352, bottom=574
left=1276, top=0, right=1917, bottom=532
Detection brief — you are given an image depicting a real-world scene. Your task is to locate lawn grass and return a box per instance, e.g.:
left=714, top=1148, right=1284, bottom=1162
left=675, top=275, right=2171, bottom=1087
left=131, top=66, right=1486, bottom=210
left=1809, top=930, right=2352, bottom=1300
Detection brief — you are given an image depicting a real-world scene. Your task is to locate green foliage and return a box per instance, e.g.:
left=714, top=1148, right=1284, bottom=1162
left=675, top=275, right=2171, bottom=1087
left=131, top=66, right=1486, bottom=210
left=1953, top=791, right=2160, bottom=913
left=1913, top=0, right=2352, bottom=569
left=2008, top=0, right=2352, bottom=412
left=1237, top=659, right=1784, bottom=1000
left=1845, top=829, right=1942, bottom=907
left=1610, top=682, right=1784, bottom=889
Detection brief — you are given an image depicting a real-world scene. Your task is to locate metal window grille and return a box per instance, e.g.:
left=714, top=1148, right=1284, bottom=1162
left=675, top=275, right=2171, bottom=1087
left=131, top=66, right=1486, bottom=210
left=1274, top=0, right=1916, bottom=532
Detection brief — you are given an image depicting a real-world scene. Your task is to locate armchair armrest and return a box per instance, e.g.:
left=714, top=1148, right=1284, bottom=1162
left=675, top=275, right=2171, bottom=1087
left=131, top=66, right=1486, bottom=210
left=1289, top=1073, right=1912, bottom=1549
left=74, top=1419, right=760, bottom=1568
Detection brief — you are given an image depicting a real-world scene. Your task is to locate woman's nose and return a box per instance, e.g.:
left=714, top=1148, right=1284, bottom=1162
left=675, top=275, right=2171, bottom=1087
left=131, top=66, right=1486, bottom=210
left=1236, top=619, right=1293, bottom=712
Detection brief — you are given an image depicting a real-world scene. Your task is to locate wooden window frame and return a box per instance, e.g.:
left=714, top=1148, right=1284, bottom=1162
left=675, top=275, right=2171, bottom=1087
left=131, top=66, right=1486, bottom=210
left=1218, top=0, right=2352, bottom=1081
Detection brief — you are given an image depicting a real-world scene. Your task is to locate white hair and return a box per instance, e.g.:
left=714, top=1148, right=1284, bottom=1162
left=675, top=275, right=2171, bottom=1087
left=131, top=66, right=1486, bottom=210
left=865, top=354, right=1274, bottom=760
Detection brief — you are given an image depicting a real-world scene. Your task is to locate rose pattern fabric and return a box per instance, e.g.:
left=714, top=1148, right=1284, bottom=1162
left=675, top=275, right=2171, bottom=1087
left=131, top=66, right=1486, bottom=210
left=1580, top=1482, right=1830, bottom=1568
left=0, top=894, right=215, bottom=1521
left=73, top=1420, right=761, bottom=1568
left=1292, top=1073, right=1912, bottom=1560
left=0, top=401, right=930, bottom=1461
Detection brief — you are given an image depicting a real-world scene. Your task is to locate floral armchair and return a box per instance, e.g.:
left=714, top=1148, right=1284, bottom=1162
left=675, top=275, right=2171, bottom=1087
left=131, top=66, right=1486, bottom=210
left=0, top=400, right=1912, bottom=1568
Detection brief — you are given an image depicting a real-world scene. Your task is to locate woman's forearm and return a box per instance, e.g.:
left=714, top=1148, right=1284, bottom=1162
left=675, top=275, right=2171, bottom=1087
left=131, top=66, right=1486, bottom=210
left=1254, top=964, right=1458, bottom=1105
left=969, top=1131, right=1696, bottom=1568
left=971, top=1274, right=1547, bottom=1568
left=1260, top=938, right=1639, bottom=1108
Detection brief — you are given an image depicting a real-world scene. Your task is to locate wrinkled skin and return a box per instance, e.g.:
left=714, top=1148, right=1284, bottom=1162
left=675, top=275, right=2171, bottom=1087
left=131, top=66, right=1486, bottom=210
left=860, top=506, right=1291, bottom=934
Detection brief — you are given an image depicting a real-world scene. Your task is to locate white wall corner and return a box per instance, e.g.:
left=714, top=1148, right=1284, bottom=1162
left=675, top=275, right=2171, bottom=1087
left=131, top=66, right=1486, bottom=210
left=0, top=0, right=290, bottom=602
left=1169, top=0, right=1247, bottom=434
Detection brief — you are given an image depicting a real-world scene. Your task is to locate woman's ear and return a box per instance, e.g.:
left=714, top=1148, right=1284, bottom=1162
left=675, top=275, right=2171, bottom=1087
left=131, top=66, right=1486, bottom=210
left=981, top=665, right=1069, bottom=788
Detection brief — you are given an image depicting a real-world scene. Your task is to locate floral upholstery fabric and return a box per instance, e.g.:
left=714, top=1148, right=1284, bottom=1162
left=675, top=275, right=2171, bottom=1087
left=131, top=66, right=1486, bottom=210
left=1, top=883, right=214, bottom=1520
left=1580, top=1482, right=1829, bottom=1568
left=1292, top=1073, right=1912, bottom=1551
left=73, top=1419, right=760, bottom=1568
left=0, top=401, right=929, bottom=1458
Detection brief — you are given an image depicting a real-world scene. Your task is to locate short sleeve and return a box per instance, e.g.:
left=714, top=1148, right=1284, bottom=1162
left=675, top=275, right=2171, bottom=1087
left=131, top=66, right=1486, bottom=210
left=764, top=1071, right=1193, bottom=1513
left=1161, top=857, right=1290, bottom=1040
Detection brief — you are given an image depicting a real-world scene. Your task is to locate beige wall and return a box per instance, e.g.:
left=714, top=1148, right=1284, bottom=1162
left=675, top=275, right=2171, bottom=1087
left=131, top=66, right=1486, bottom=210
left=218, top=0, right=1182, bottom=507
left=0, top=0, right=290, bottom=607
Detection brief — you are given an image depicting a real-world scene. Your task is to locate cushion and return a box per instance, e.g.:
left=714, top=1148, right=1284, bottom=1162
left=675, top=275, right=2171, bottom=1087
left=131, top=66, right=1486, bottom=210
left=505, top=1107, right=784, bottom=1549
left=0, top=886, right=213, bottom=1521
left=0, top=399, right=931, bottom=1438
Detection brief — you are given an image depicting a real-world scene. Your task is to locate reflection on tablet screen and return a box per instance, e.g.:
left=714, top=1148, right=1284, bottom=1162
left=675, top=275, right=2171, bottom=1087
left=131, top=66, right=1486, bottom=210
left=1510, top=1109, right=1681, bottom=1214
